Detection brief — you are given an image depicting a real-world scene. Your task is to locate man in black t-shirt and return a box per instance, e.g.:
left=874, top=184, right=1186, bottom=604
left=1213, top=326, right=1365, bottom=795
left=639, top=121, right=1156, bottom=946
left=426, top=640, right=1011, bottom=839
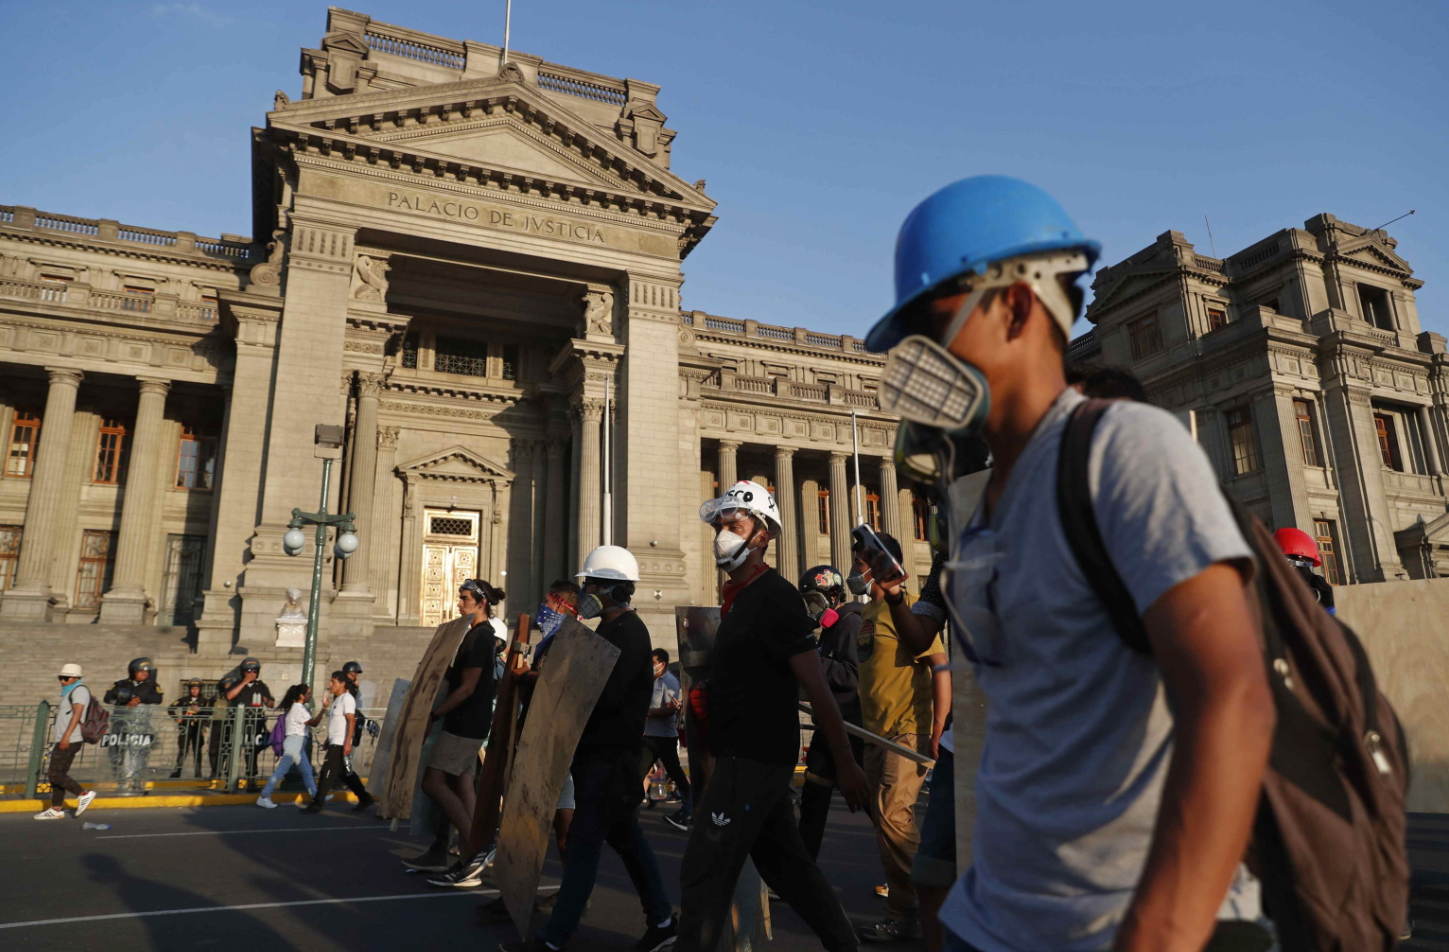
left=680, top=481, right=869, bottom=952
left=502, top=546, right=675, bottom=952
left=224, top=658, right=272, bottom=790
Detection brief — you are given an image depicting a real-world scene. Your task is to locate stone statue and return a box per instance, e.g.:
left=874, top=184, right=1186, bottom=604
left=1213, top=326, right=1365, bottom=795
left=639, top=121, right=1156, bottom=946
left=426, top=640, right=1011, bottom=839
left=351, top=254, right=390, bottom=303
left=273, top=89, right=290, bottom=110
left=582, top=289, right=613, bottom=338
left=278, top=588, right=306, bottom=621
left=275, top=587, right=306, bottom=648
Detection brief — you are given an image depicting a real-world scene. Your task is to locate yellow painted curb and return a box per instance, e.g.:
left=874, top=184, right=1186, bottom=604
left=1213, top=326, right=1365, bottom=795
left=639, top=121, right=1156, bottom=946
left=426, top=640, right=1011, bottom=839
left=0, top=790, right=360, bottom=814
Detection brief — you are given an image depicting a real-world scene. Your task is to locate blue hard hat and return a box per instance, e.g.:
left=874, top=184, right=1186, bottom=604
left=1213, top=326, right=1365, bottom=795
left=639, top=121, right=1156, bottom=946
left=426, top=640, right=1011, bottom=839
left=866, top=176, right=1100, bottom=353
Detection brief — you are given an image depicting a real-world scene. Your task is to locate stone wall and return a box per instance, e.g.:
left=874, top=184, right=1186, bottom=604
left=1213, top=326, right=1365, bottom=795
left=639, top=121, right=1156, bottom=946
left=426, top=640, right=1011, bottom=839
left=1335, top=577, right=1449, bottom=813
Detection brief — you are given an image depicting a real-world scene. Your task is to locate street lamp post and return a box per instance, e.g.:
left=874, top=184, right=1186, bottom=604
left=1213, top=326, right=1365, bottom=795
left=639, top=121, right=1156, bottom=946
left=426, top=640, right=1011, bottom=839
left=283, top=425, right=360, bottom=689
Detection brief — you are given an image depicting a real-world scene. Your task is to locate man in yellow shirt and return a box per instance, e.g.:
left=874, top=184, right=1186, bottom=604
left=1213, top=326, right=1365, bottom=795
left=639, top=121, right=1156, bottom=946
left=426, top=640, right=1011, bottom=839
left=851, top=531, right=951, bottom=943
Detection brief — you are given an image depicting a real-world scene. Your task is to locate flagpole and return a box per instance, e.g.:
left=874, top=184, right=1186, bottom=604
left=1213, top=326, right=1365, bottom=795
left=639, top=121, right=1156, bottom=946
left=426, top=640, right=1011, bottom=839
left=501, top=0, right=512, bottom=66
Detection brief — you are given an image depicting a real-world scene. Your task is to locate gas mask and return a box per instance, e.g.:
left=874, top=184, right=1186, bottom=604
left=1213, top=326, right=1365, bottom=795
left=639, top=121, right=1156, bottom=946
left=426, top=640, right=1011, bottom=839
left=578, top=583, right=631, bottom=620
left=801, top=591, right=830, bottom=621
left=713, top=527, right=755, bottom=572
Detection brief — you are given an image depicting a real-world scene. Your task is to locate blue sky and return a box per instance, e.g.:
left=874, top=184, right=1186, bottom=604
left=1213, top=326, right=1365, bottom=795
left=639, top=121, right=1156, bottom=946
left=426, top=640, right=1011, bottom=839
left=1, top=1, right=1444, bottom=339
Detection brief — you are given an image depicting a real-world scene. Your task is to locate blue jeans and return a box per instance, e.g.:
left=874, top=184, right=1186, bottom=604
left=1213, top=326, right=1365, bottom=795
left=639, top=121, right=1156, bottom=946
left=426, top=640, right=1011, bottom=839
left=538, top=747, right=672, bottom=947
left=260, top=734, right=316, bottom=798
left=911, top=747, right=957, bottom=887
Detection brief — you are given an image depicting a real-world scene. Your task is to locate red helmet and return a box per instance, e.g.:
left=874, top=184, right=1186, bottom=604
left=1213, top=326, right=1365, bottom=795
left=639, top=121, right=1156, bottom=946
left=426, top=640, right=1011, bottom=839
left=1273, top=527, right=1320, bottom=567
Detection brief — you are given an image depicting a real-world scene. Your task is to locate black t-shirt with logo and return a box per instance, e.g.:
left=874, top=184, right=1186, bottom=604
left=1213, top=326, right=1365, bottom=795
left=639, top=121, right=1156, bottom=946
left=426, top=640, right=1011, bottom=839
left=443, top=622, right=499, bottom=739
left=707, top=568, right=820, bottom=767
left=231, top=680, right=273, bottom=712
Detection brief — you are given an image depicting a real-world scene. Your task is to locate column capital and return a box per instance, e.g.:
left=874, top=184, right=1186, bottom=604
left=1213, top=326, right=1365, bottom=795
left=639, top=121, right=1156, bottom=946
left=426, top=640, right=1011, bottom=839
left=136, top=377, right=172, bottom=397
left=573, top=398, right=604, bottom=423
left=356, top=370, right=386, bottom=398
left=547, top=438, right=568, bottom=460
left=718, top=439, right=743, bottom=453
left=44, top=366, right=83, bottom=389
left=829, top=450, right=851, bottom=462
left=377, top=425, right=400, bottom=450
left=773, top=446, right=796, bottom=461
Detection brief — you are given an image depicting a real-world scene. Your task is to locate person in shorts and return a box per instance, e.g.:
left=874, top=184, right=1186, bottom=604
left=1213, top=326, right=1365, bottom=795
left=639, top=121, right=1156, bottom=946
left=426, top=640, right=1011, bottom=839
left=36, top=663, right=97, bottom=820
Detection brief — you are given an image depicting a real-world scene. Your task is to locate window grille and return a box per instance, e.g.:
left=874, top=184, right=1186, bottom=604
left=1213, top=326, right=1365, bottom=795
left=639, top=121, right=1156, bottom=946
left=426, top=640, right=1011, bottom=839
left=433, top=337, right=487, bottom=377
left=501, top=344, right=520, bottom=382
left=74, top=530, right=117, bottom=609
left=1226, top=407, right=1260, bottom=475
left=0, top=525, right=20, bottom=592
left=6, top=410, right=39, bottom=477
left=400, top=333, right=419, bottom=369
left=94, top=418, right=128, bottom=484
left=429, top=516, right=475, bottom=537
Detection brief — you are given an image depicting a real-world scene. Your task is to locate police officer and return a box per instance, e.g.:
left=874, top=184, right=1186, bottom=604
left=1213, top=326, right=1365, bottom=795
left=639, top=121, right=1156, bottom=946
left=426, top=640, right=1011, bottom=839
left=335, top=660, right=376, bottom=812
left=103, top=658, right=163, bottom=795
left=224, top=659, right=273, bottom=790
left=169, top=679, right=207, bottom=779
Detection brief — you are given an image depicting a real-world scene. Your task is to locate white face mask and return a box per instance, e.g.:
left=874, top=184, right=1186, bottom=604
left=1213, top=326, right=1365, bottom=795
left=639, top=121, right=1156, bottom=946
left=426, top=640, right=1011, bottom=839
left=714, top=527, right=753, bottom=571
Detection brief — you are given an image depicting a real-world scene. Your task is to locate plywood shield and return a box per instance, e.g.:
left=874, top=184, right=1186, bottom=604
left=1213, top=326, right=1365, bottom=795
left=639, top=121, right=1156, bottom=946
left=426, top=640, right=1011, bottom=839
left=496, top=617, right=621, bottom=938
left=675, top=606, right=771, bottom=951
left=378, top=616, right=470, bottom=820
left=367, top=678, right=411, bottom=795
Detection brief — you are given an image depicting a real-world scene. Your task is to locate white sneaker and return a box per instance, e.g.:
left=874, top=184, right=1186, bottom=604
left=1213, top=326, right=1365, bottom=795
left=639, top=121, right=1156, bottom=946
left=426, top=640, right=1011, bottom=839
left=294, top=794, right=332, bottom=808
left=256, top=796, right=277, bottom=809
left=34, top=807, right=67, bottom=820
left=75, top=791, right=96, bottom=817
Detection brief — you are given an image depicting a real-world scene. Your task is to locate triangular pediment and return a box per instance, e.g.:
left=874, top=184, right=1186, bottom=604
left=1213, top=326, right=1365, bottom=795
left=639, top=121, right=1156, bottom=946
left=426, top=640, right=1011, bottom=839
left=1340, top=237, right=1413, bottom=274
left=398, top=445, right=515, bottom=484
left=371, top=119, right=635, bottom=191
left=1092, top=268, right=1174, bottom=312
left=322, top=31, right=370, bottom=56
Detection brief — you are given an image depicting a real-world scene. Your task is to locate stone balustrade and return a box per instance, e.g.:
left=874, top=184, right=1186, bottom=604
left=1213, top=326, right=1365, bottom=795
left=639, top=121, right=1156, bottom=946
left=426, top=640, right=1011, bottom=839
left=682, top=310, right=874, bottom=355
left=0, top=204, right=255, bottom=260
left=702, top=369, right=880, bottom=410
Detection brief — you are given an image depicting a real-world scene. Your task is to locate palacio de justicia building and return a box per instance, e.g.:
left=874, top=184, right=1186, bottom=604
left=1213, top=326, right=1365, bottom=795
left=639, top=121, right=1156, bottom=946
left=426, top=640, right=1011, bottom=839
left=1, top=8, right=1444, bottom=699
left=0, top=8, right=928, bottom=691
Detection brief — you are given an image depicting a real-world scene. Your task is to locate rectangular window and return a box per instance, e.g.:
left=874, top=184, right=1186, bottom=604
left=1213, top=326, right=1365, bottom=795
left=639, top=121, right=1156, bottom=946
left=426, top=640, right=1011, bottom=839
left=400, top=333, right=419, bottom=369
left=864, top=492, right=881, bottom=531
left=912, top=495, right=931, bottom=542
left=1358, top=285, right=1394, bottom=331
left=433, top=336, right=487, bottom=377
left=40, top=274, right=72, bottom=303
left=817, top=489, right=831, bottom=536
left=176, top=425, right=218, bottom=490
left=1207, top=308, right=1227, bottom=333
left=160, top=534, right=206, bottom=626
left=1314, top=519, right=1345, bottom=586
left=199, top=294, right=218, bottom=322
left=122, top=285, right=154, bottom=314
left=6, top=410, right=40, bottom=477
left=1374, top=413, right=1402, bottom=471
left=0, top=525, right=20, bottom=592
left=1294, top=399, right=1321, bottom=467
left=74, top=529, right=117, bottom=610
left=501, top=344, right=520, bottom=382
left=1226, top=406, right=1260, bottom=475
left=1128, top=312, right=1163, bottom=360
left=94, top=418, right=128, bottom=484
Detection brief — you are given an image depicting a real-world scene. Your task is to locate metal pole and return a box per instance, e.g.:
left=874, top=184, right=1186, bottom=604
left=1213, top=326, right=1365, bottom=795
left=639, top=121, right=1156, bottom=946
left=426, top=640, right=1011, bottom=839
left=25, top=700, right=51, bottom=801
left=501, top=0, right=512, bottom=67
left=851, top=409, right=864, bottom=526
left=602, top=376, right=612, bottom=546
left=302, top=457, right=333, bottom=690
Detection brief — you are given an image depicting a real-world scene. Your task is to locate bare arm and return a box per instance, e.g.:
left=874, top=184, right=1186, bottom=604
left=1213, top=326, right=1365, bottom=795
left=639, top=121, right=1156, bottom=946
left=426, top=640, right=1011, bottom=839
left=927, top=652, right=950, bottom=759
left=788, top=651, right=869, bottom=811
left=429, top=667, right=483, bottom=720
left=343, top=712, right=356, bottom=756
left=1114, top=563, right=1274, bottom=952
left=881, top=582, right=945, bottom=657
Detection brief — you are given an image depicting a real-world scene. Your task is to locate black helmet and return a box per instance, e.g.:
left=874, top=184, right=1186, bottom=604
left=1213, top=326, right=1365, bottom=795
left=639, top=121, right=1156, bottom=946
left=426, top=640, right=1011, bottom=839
left=240, top=657, right=261, bottom=673
left=217, top=676, right=235, bottom=691
left=342, top=661, right=363, bottom=675
left=128, top=657, right=154, bottom=678
left=799, top=566, right=846, bottom=599
left=186, top=679, right=202, bottom=690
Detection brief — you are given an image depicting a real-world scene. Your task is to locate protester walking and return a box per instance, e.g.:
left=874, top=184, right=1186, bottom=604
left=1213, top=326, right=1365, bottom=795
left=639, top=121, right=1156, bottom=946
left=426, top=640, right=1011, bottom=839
left=500, top=545, right=676, bottom=952
left=865, top=175, right=1275, bottom=952
left=678, top=481, right=868, bottom=952
left=168, top=679, right=207, bottom=779
left=795, top=564, right=866, bottom=861
left=36, top=664, right=97, bottom=820
left=302, top=673, right=358, bottom=814
left=257, top=684, right=318, bottom=808
left=224, top=658, right=272, bottom=791
left=337, top=660, right=376, bottom=812
left=645, top=648, right=692, bottom=832
left=851, top=531, right=950, bottom=943
left=103, top=657, right=163, bottom=795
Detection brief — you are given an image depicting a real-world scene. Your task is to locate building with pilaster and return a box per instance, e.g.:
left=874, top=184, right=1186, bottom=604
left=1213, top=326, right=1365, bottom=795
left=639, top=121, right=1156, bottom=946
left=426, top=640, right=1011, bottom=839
left=0, top=9, right=929, bottom=697
left=1070, top=218, right=1449, bottom=582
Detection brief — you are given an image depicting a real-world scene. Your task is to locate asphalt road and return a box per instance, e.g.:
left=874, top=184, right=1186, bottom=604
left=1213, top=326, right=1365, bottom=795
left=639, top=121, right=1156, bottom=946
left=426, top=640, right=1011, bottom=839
left=3, top=800, right=1446, bottom=951
left=0, top=792, right=888, bottom=952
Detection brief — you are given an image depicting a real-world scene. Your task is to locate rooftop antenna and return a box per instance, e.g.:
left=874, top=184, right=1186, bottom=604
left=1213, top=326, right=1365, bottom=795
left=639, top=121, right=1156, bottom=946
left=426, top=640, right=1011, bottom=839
left=501, top=0, right=512, bottom=67
left=1203, top=215, right=1217, bottom=258
left=1371, top=209, right=1415, bottom=233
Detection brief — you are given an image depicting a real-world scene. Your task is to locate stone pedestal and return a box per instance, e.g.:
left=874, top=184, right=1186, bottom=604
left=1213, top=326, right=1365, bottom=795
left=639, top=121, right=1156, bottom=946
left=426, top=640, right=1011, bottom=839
left=275, top=621, right=307, bottom=648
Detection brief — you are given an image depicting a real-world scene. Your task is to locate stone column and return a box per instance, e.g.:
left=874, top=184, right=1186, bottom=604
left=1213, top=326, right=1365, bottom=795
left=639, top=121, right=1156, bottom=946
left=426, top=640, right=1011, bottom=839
left=773, top=447, right=798, bottom=581
left=576, top=400, right=604, bottom=569
left=879, top=458, right=903, bottom=541
left=717, top=440, right=740, bottom=491
left=369, top=426, right=400, bottom=613
left=100, top=377, right=171, bottom=622
left=1, top=367, right=83, bottom=620
left=800, top=477, right=821, bottom=568
left=1418, top=406, right=1443, bottom=476
left=342, top=372, right=382, bottom=593
left=531, top=440, right=548, bottom=598
left=543, top=438, right=568, bottom=583
left=829, top=452, right=852, bottom=573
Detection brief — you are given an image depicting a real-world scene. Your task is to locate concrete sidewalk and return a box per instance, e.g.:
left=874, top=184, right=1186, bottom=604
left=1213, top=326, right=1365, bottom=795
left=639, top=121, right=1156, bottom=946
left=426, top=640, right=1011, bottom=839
left=0, top=778, right=366, bottom=813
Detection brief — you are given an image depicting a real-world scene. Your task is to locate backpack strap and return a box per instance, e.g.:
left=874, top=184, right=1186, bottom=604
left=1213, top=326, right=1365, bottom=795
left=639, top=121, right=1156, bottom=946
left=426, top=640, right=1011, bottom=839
left=1056, top=399, right=1152, bottom=654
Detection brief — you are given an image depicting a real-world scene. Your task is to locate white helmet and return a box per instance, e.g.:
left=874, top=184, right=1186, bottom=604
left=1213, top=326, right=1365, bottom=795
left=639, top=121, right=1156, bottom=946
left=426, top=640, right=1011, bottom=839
left=699, top=480, right=783, bottom=536
left=576, top=545, right=640, bottom=583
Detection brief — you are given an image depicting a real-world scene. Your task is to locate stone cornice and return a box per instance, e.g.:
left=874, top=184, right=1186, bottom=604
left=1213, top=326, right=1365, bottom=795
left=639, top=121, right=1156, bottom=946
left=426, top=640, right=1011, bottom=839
left=691, top=331, right=884, bottom=368
left=383, top=376, right=521, bottom=404
left=0, top=225, right=251, bottom=276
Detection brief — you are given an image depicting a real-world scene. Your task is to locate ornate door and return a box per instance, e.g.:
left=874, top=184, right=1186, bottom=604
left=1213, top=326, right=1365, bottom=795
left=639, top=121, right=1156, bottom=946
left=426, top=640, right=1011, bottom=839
left=419, top=509, right=480, bottom=627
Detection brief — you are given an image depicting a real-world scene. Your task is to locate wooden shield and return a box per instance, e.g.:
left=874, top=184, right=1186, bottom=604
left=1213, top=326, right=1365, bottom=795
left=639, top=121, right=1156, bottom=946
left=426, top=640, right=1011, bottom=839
left=675, top=606, right=771, bottom=951
left=366, top=677, right=411, bottom=796
left=378, top=616, right=470, bottom=820
left=496, top=617, right=621, bottom=938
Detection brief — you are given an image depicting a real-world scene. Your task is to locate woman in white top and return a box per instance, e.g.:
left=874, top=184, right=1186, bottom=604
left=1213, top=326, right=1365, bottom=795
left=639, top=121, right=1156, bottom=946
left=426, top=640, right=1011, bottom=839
left=257, top=684, right=318, bottom=808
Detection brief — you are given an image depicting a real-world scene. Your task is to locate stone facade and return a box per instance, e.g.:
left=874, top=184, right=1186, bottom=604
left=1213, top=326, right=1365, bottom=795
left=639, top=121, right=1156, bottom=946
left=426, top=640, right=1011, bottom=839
left=0, top=9, right=930, bottom=697
left=1072, top=217, right=1449, bottom=582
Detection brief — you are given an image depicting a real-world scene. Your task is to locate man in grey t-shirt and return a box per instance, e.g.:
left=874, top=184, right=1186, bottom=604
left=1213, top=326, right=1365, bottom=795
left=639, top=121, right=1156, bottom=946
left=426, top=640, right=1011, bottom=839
left=865, top=176, right=1275, bottom=952
left=643, top=648, right=693, bottom=830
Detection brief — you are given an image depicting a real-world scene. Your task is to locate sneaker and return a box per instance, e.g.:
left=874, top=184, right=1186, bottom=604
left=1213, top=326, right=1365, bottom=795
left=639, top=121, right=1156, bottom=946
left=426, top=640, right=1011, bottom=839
left=663, top=812, right=691, bottom=832
left=403, top=846, right=452, bottom=871
left=351, top=793, right=377, bottom=813
left=428, top=852, right=490, bottom=888
left=75, top=791, right=96, bottom=817
left=34, top=807, right=67, bottom=820
left=635, top=914, right=678, bottom=951
left=256, top=796, right=277, bottom=809
left=859, top=919, right=922, bottom=943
